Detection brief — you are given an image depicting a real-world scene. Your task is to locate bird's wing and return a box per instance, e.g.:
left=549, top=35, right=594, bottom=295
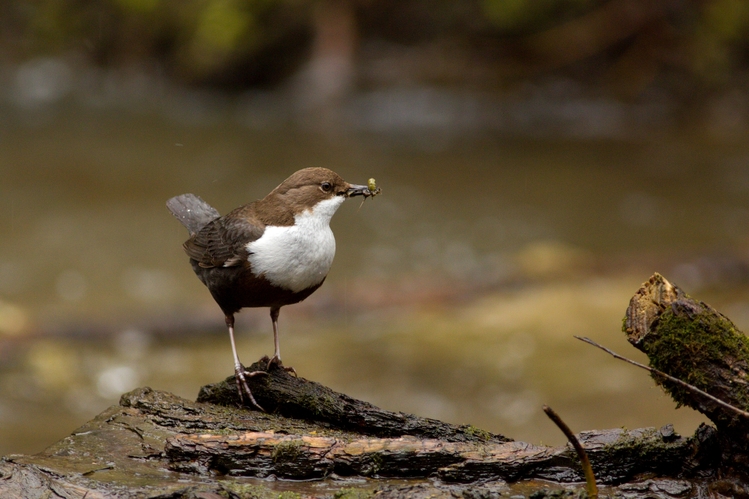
left=183, top=206, right=265, bottom=268
left=166, top=194, right=221, bottom=235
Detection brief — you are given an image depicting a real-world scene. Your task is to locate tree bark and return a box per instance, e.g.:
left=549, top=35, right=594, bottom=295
left=165, top=422, right=703, bottom=483
left=624, top=273, right=749, bottom=435
left=0, top=377, right=713, bottom=498
left=623, top=272, right=749, bottom=479
left=197, top=357, right=511, bottom=444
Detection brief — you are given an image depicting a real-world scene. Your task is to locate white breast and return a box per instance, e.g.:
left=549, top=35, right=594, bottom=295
left=245, top=196, right=345, bottom=293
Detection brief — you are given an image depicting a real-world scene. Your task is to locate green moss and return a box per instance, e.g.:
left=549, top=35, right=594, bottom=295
left=271, top=440, right=302, bottom=463
left=318, top=395, right=339, bottom=415
left=360, top=452, right=383, bottom=476
left=611, top=428, right=658, bottom=455
left=220, top=482, right=304, bottom=499
left=298, top=388, right=340, bottom=419
left=220, top=482, right=289, bottom=499
left=646, top=306, right=749, bottom=409
left=463, top=425, right=492, bottom=442
left=333, top=487, right=375, bottom=499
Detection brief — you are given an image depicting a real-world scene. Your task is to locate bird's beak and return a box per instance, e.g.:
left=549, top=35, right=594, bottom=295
left=345, top=183, right=377, bottom=198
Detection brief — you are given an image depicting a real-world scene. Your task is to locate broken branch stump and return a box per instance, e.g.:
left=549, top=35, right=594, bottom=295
left=624, top=273, right=749, bottom=437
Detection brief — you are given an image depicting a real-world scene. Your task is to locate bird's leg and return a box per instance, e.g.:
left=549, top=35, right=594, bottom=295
left=226, top=314, right=266, bottom=411
left=267, top=307, right=297, bottom=376
left=269, top=307, right=281, bottom=365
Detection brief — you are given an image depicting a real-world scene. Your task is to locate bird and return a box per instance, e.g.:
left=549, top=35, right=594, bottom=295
left=167, top=167, right=379, bottom=410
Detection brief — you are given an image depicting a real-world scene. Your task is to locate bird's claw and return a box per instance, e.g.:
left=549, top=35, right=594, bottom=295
left=267, top=355, right=298, bottom=377
left=234, top=364, right=267, bottom=411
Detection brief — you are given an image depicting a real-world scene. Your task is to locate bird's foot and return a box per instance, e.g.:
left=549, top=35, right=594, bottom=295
left=266, top=355, right=297, bottom=377
left=234, top=364, right=267, bottom=411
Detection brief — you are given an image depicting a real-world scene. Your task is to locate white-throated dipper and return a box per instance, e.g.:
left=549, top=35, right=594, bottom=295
left=167, top=167, right=379, bottom=409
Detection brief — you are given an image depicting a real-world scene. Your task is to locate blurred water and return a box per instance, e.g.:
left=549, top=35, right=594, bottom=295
left=1, top=94, right=749, bottom=456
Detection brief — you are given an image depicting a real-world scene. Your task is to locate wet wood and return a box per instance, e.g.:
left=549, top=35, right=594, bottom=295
left=167, top=431, right=554, bottom=480
left=624, top=273, right=749, bottom=434
left=165, top=423, right=701, bottom=483
left=7, top=272, right=749, bottom=497
left=0, top=382, right=714, bottom=498
left=197, top=356, right=511, bottom=444
left=622, top=272, right=749, bottom=479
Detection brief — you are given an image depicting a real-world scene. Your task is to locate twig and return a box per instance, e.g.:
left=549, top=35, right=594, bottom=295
left=543, top=405, right=598, bottom=499
left=575, top=336, right=749, bottom=419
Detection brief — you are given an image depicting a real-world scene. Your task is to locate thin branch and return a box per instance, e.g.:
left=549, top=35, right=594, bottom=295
left=575, top=336, right=749, bottom=419
left=543, top=405, right=598, bottom=499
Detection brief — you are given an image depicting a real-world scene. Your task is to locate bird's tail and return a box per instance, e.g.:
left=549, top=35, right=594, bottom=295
left=166, top=194, right=220, bottom=235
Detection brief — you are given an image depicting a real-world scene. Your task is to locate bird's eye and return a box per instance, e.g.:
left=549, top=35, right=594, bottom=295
left=320, top=182, right=332, bottom=192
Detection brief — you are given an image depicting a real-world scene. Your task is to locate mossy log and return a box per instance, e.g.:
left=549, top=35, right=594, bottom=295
left=0, top=368, right=717, bottom=498
left=197, top=357, right=511, bottom=444
left=165, top=424, right=699, bottom=483
left=624, top=273, right=749, bottom=435
left=622, top=272, right=749, bottom=479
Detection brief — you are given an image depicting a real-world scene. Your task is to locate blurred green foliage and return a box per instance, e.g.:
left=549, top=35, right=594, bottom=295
left=0, top=0, right=310, bottom=85
left=480, top=0, right=594, bottom=31
left=0, top=0, right=747, bottom=94
left=691, top=0, right=749, bottom=80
